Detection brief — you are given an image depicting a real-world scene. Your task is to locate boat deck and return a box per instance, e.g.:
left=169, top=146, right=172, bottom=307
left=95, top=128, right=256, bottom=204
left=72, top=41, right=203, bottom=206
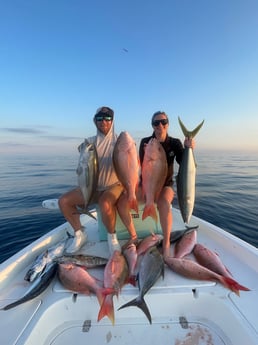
left=0, top=209, right=257, bottom=345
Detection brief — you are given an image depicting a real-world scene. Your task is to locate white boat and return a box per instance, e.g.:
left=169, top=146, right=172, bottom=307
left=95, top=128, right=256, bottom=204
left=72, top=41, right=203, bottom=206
left=0, top=200, right=257, bottom=345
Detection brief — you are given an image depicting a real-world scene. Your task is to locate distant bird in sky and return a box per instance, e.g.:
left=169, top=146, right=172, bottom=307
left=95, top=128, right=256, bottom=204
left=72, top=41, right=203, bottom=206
left=122, top=48, right=128, bottom=52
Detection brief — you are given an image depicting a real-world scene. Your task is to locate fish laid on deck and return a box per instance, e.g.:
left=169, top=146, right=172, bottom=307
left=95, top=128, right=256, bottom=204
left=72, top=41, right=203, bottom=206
left=57, top=254, right=108, bottom=268
left=169, top=225, right=199, bottom=243
left=136, top=233, right=163, bottom=256
left=176, top=117, right=204, bottom=224
left=193, top=243, right=232, bottom=278
left=24, top=233, right=72, bottom=282
left=174, top=229, right=197, bottom=258
left=76, top=139, right=99, bottom=216
left=118, top=246, right=164, bottom=324
left=98, top=251, right=129, bottom=325
left=2, top=262, right=58, bottom=311
left=113, top=131, right=139, bottom=213
left=165, top=256, right=250, bottom=296
left=58, top=263, right=112, bottom=307
left=123, top=243, right=138, bottom=286
left=141, top=138, right=168, bottom=223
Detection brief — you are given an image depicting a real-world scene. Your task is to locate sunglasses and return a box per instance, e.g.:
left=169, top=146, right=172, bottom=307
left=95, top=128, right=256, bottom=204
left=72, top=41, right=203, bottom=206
left=152, top=118, right=168, bottom=126
left=95, top=115, right=113, bottom=122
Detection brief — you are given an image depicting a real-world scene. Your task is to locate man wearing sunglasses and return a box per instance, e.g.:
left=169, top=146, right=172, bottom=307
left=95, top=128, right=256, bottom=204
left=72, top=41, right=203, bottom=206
left=117, top=111, right=195, bottom=258
left=58, top=106, right=123, bottom=255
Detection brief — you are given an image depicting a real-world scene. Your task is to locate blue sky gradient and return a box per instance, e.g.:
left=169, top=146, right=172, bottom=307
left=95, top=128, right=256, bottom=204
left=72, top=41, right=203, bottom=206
left=1, top=0, right=258, bottom=155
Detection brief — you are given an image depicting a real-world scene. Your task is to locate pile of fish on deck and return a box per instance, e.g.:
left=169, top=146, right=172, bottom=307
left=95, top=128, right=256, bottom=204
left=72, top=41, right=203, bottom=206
left=0, top=119, right=250, bottom=323
left=1, top=229, right=250, bottom=325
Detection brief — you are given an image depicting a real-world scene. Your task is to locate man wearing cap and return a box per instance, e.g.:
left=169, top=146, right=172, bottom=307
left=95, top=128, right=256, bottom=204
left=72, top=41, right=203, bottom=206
left=58, top=106, right=123, bottom=255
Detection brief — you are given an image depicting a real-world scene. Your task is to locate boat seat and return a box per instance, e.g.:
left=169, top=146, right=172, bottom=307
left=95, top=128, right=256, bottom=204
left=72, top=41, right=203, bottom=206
left=97, top=204, right=162, bottom=240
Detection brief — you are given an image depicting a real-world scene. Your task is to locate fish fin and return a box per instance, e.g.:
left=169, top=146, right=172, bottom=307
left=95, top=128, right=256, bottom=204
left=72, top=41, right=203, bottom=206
left=96, top=288, right=114, bottom=307
left=128, top=275, right=137, bottom=286
left=129, top=198, right=139, bottom=213
left=77, top=208, right=96, bottom=220
left=221, top=276, right=250, bottom=296
left=118, top=296, right=152, bottom=324
left=178, top=117, right=204, bottom=139
left=142, top=205, right=158, bottom=223
left=97, top=295, right=115, bottom=325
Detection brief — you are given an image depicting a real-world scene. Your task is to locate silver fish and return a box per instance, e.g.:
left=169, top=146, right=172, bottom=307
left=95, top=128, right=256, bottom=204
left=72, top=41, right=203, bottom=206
left=77, top=139, right=99, bottom=216
left=169, top=225, right=199, bottom=243
left=57, top=254, right=108, bottom=268
left=24, top=233, right=72, bottom=282
left=176, top=117, right=204, bottom=224
left=118, top=246, right=164, bottom=324
left=2, top=262, right=57, bottom=310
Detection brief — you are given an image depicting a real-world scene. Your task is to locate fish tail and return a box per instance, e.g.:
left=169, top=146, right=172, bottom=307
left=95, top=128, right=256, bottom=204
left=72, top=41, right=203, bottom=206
left=97, top=288, right=114, bottom=307
left=118, top=296, right=152, bottom=324
left=221, top=276, right=250, bottom=296
left=142, top=204, right=158, bottom=223
left=97, top=295, right=115, bottom=325
left=128, top=275, right=137, bottom=286
left=178, top=117, right=204, bottom=139
left=129, top=198, right=139, bottom=213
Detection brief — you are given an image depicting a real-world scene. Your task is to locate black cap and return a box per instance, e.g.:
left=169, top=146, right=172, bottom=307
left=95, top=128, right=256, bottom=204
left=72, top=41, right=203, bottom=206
left=94, top=106, right=114, bottom=119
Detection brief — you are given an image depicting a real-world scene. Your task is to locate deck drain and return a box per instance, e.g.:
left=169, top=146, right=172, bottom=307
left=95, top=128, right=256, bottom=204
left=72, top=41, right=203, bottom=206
left=82, top=319, right=91, bottom=332
left=179, top=316, right=189, bottom=329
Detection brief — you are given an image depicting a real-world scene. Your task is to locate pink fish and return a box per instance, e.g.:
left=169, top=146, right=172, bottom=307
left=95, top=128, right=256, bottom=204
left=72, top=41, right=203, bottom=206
left=58, top=263, right=113, bottom=307
left=141, top=138, right=167, bottom=222
left=123, top=243, right=138, bottom=286
left=113, top=131, right=139, bottom=213
left=165, top=257, right=250, bottom=296
left=174, top=229, right=197, bottom=258
left=136, top=233, right=163, bottom=256
left=193, top=243, right=232, bottom=277
left=98, top=251, right=129, bottom=325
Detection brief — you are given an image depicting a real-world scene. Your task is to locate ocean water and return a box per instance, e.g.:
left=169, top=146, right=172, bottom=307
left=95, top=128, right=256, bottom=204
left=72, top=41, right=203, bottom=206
left=0, top=151, right=257, bottom=264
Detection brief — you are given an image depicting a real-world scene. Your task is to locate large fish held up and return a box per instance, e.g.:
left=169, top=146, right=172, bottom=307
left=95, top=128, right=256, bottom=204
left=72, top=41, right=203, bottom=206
left=77, top=139, right=99, bottom=217
left=141, top=138, right=168, bottom=223
left=113, top=131, right=139, bottom=213
left=176, top=117, right=204, bottom=224
left=118, top=246, right=164, bottom=324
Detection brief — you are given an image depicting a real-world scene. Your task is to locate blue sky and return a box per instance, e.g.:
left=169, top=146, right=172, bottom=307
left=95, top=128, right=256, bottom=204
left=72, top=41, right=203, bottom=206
left=1, top=0, right=258, bottom=155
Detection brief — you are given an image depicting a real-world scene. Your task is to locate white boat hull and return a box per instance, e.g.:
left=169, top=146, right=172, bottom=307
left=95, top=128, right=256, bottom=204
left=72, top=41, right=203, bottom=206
left=0, top=208, right=257, bottom=345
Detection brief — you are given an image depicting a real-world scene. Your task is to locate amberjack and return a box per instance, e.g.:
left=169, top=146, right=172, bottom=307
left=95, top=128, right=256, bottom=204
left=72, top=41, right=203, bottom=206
left=176, top=117, right=204, bottom=224
left=76, top=139, right=99, bottom=218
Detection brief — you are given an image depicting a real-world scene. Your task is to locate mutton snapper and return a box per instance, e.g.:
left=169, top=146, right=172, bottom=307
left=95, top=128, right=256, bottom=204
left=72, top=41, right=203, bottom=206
left=118, top=246, right=164, bottom=324
left=98, top=251, right=129, bottom=325
left=193, top=243, right=233, bottom=278
left=165, top=257, right=250, bottom=296
left=176, top=117, right=204, bottom=224
left=2, top=262, right=58, bottom=311
left=77, top=139, right=99, bottom=216
left=123, top=243, right=138, bottom=286
left=113, top=131, right=139, bottom=213
left=174, top=229, right=197, bottom=258
left=58, top=263, right=113, bottom=307
left=141, top=138, right=167, bottom=223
